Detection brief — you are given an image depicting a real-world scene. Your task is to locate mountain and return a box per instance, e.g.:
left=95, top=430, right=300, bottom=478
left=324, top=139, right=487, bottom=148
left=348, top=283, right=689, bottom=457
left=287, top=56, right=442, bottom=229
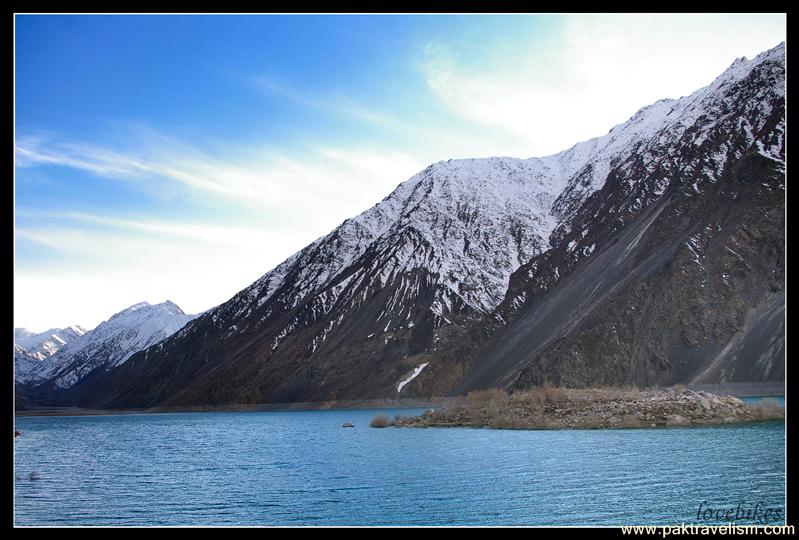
left=45, top=43, right=785, bottom=409
left=14, top=325, right=86, bottom=360
left=17, top=301, right=196, bottom=399
left=14, top=325, right=87, bottom=383
left=453, top=43, right=785, bottom=394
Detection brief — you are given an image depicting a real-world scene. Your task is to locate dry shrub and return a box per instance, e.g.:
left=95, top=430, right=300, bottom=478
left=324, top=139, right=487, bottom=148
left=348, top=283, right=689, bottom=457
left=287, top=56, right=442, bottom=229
left=752, top=399, right=785, bottom=421
left=369, top=414, right=392, bottom=428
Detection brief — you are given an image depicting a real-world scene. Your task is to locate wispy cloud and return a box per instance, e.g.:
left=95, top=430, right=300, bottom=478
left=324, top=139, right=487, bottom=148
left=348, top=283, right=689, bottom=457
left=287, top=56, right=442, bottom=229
left=251, top=74, right=413, bottom=133
left=15, top=132, right=286, bottom=204
left=15, top=129, right=422, bottom=225
left=14, top=130, right=424, bottom=329
left=15, top=135, right=151, bottom=179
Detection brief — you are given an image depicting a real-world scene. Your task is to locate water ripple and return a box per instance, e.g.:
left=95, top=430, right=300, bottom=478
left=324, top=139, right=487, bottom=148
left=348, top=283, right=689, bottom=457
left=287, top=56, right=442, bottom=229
left=14, top=406, right=785, bottom=526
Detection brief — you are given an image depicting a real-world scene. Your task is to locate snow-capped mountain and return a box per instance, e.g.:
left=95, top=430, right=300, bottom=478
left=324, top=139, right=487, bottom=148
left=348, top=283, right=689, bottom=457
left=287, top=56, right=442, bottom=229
left=14, top=325, right=86, bottom=361
left=457, top=42, right=785, bottom=393
left=36, top=43, right=785, bottom=409
left=14, top=325, right=86, bottom=383
left=17, top=301, right=196, bottom=391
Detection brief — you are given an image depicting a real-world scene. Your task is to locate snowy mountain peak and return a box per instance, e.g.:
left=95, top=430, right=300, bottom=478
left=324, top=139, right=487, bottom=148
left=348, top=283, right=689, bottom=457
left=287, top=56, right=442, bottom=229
left=109, top=301, right=185, bottom=319
left=705, top=42, right=783, bottom=93
left=237, top=154, right=565, bottom=326
left=117, top=301, right=151, bottom=314
left=156, top=300, right=185, bottom=315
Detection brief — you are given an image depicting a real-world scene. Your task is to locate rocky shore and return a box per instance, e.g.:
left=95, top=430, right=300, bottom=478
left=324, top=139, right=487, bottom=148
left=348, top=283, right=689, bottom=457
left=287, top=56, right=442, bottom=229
left=392, top=387, right=784, bottom=430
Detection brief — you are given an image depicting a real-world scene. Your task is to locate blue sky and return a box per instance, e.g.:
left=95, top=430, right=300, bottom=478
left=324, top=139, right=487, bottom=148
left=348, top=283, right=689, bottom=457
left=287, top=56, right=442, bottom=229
left=14, top=14, right=786, bottom=330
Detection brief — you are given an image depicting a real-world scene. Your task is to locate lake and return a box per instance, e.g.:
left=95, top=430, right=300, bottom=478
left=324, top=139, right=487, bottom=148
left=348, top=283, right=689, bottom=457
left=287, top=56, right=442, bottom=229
left=14, top=399, right=785, bottom=526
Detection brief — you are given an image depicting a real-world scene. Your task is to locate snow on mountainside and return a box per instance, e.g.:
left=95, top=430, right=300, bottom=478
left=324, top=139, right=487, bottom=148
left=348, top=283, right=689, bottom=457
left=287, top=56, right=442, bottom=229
left=548, top=43, right=785, bottom=229
left=14, top=345, right=41, bottom=376
left=42, top=42, right=785, bottom=409
left=19, top=301, right=196, bottom=389
left=219, top=46, right=785, bottom=340
left=14, top=325, right=86, bottom=361
left=239, top=156, right=566, bottom=321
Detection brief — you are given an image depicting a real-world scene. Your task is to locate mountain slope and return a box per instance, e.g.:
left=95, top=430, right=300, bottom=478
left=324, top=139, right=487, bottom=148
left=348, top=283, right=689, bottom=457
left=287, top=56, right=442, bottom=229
left=68, top=158, right=571, bottom=407
left=14, top=345, right=41, bottom=378
left=56, top=43, right=784, bottom=409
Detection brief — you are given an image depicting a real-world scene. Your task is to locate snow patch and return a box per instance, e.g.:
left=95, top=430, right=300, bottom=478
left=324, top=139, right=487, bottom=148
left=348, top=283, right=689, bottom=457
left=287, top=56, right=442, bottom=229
left=397, top=363, right=430, bottom=393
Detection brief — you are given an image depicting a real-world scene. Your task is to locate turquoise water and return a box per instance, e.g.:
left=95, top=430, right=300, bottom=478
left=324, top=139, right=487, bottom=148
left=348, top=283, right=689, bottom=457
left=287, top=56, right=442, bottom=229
left=14, top=401, right=785, bottom=526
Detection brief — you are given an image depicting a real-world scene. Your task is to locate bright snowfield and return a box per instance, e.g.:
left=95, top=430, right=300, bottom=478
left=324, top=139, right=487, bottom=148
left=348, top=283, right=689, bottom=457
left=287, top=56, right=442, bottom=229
left=16, top=301, right=196, bottom=389
left=215, top=44, right=784, bottom=362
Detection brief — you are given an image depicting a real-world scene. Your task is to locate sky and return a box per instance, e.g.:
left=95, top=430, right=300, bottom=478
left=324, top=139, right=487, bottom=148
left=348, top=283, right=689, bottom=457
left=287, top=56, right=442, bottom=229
left=14, top=13, right=786, bottom=332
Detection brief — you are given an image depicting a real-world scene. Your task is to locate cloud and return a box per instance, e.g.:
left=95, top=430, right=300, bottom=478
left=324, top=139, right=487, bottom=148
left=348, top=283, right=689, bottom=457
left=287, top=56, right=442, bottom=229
left=15, top=209, right=274, bottom=249
left=15, top=129, right=422, bottom=228
left=15, top=132, right=288, bottom=204
left=419, top=14, right=786, bottom=157
left=317, top=147, right=421, bottom=180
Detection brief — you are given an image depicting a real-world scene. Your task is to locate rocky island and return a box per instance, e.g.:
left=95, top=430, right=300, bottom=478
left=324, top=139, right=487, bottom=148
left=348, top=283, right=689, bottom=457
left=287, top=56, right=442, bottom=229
left=391, top=387, right=784, bottom=430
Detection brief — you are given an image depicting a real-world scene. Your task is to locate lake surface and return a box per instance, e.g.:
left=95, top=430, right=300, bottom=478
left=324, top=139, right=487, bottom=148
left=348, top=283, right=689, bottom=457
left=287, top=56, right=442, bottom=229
left=14, top=399, right=785, bottom=526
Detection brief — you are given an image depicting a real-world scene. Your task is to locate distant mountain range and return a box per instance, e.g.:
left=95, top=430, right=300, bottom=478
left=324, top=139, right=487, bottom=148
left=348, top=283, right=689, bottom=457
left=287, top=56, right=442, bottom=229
left=15, top=325, right=86, bottom=361
left=15, top=43, right=785, bottom=409
left=15, top=301, right=196, bottom=407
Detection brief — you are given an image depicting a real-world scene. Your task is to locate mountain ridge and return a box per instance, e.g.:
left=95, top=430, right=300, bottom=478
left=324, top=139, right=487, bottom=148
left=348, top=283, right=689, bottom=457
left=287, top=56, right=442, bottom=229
left=22, top=42, right=785, bottom=409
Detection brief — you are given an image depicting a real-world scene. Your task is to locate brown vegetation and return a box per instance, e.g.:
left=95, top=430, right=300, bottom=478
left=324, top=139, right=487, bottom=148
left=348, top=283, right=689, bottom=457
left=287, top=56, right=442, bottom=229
left=393, top=386, right=784, bottom=430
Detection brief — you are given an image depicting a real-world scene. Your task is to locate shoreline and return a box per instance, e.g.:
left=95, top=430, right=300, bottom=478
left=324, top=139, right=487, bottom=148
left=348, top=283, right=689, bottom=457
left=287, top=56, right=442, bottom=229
left=14, top=398, right=442, bottom=418
left=392, top=388, right=785, bottom=431
left=14, top=382, right=785, bottom=419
